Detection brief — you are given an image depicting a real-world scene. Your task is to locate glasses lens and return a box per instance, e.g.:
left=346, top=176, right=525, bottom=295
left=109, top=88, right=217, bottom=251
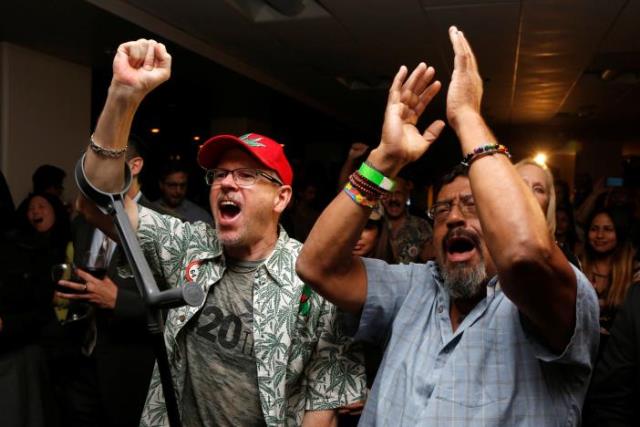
left=233, top=169, right=257, bottom=186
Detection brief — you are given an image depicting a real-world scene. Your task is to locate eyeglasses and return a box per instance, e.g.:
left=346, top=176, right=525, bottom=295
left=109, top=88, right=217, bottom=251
left=205, top=168, right=283, bottom=187
left=427, top=194, right=476, bottom=223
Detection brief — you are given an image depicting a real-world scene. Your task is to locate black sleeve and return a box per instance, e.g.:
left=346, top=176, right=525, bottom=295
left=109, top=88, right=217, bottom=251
left=583, top=284, right=640, bottom=427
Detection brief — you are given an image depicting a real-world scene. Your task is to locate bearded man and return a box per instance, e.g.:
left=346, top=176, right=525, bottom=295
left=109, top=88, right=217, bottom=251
left=296, top=26, right=599, bottom=426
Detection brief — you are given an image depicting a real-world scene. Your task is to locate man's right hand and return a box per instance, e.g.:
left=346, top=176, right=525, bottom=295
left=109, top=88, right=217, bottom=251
left=111, top=39, right=172, bottom=101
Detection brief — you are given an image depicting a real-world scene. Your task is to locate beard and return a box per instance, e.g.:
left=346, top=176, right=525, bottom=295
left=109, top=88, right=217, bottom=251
left=441, top=260, right=487, bottom=300
left=438, top=227, right=488, bottom=300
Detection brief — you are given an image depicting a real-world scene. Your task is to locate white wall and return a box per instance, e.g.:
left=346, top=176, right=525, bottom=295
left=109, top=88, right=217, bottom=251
left=0, top=42, right=91, bottom=206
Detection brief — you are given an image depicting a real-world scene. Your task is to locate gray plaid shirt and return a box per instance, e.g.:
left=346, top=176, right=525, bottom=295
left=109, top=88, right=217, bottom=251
left=352, top=259, right=599, bottom=426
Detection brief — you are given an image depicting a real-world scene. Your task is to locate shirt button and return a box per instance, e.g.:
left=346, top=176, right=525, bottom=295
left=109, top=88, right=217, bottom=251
left=178, top=315, right=186, bottom=322
left=437, top=306, right=444, bottom=314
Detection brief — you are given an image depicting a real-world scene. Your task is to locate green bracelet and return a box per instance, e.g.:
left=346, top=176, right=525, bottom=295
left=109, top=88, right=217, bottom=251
left=358, top=162, right=396, bottom=191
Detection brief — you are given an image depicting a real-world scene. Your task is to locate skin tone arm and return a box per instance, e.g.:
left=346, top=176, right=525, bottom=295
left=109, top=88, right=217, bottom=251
left=302, top=409, right=337, bottom=427
left=446, top=28, right=576, bottom=352
left=296, top=62, right=445, bottom=314
left=298, top=26, right=576, bottom=352
left=82, top=39, right=172, bottom=231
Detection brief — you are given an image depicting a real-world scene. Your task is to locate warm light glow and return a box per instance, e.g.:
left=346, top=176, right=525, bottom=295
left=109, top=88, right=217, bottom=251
left=193, top=135, right=201, bottom=141
left=533, top=152, right=547, bottom=166
left=150, top=128, right=160, bottom=134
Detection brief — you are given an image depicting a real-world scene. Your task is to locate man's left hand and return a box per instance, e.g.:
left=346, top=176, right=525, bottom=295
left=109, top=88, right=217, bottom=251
left=56, top=268, right=118, bottom=310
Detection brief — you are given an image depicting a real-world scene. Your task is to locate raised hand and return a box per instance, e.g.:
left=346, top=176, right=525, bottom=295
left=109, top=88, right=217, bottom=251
left=374, top=63, right=445, bottom=176
left=446, top=26, right=483, bottom=131
left=112, top=39, right=172, bottom=99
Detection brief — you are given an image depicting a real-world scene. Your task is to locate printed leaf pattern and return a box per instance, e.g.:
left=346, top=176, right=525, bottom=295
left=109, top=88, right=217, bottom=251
left=136, top=207, right=366, bottom=426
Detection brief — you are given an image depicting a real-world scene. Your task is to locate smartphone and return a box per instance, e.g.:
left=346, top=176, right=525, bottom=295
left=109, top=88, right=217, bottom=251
left=606, top=177, right=624, bottom=187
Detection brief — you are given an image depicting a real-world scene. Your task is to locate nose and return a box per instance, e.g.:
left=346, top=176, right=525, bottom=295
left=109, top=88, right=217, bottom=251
left=218, top=172, right=238, bottom=189
left=445, top=202, right=466, bottom=229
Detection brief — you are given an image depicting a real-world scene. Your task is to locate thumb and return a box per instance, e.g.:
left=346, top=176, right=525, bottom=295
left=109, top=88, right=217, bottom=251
left=423, top=120, right=446, bottom=144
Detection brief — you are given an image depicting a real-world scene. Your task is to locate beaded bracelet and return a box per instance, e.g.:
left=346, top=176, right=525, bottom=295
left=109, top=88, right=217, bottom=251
left=89, top=134, right=128, bottom=159
left=343, top=182, right=378, bottom=208
left=351, top=172, right=389, bottom=200
left=351, top=170, right=392, bottom=199
left=461, top=143, right=511, bottom=167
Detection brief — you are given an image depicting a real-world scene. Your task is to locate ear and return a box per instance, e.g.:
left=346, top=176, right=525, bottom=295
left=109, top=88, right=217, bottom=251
left=273, top=185, right=292, bottom=214
left=128, top=156, right=144, bottom=177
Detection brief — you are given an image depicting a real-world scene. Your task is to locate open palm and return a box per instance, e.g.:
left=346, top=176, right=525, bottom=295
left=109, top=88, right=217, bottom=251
left=380, top=63, right=445, bottom=171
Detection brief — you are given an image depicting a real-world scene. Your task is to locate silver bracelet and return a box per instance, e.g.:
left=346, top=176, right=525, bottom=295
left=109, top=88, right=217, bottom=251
left=89, top=134, right=128, bottom=159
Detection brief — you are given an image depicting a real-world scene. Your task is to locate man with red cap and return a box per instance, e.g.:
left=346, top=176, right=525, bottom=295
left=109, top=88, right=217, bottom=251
left=78, top=39, right=365, bottom=427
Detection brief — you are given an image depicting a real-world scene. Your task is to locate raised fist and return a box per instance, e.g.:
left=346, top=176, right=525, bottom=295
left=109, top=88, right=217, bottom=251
left=112, top=39, right=172, bottom=98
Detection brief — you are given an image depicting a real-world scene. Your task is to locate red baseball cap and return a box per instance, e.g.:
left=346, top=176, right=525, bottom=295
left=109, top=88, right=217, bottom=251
left=197, top=133, right=293, bottom=186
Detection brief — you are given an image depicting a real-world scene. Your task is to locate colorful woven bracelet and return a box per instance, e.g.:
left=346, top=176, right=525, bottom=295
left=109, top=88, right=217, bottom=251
left=358, top=162, right=397, bottom=191
left=461, top=143, right=511, bottom=167
left=344, top=182, right=377, bottom=208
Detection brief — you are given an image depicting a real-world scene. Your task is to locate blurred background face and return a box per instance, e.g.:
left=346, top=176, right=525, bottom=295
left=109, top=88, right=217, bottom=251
left=517, top=164, right=550, bottom=213
left=588, top=213, right=617, bottom=254
left=352, top=222, right=379, bottom=257
left=27, top=195, right=55, bottom=233
left=159, top=171, right=188, bottom=208
left=556, top=209, right=570, bottom=236
left=382, top=178, right=409, bottom=220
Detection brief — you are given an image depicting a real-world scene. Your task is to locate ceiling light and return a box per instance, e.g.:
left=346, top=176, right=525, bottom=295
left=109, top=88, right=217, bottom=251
left=533, top=153, right=547, bottom=166
left=150, top=128, right=160, bottom=134
left=193, top=135, right=201, bottom=141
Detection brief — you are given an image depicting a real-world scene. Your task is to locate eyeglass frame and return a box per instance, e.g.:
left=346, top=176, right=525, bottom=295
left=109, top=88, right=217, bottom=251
left=427, top=193, right=477, bottom=222
left=205, top=168, right=283, bottom=187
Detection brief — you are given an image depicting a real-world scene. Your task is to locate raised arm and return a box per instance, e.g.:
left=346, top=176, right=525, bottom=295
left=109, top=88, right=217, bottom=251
left=296, top=64, right=444, bottom=313
left=83, top=39, right=171, bottom=230
left=446, top=27, right=576, bottom=352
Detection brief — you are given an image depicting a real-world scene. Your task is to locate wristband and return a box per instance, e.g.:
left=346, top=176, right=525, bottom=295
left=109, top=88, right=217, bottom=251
left=89, top=134, right=128, bottom=159
left=358, top=162, right=396, bottom=191
left=461, top=143, right=511, bottom=167
left=343, top=182, right=377, bottom=208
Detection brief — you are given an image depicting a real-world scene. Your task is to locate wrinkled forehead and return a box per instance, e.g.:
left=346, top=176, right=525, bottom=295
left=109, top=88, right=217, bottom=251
left=436, top=176, right=471, bottom=202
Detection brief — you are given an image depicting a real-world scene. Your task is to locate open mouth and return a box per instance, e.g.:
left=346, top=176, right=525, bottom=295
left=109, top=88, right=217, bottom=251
left=218, top=199, right=242, bottom=222
left=444, top=232, right=478, bottom=262
left=31, top=217, right=44, bottom=225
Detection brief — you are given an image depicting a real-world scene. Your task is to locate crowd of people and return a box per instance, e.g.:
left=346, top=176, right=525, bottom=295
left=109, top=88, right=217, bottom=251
left=0, top=25, right=639, bottom=427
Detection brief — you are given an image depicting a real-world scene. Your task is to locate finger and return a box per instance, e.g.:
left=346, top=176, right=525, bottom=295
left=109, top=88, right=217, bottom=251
left=58, top=280, right=86, bottom=292
left=449, top=26, right=468, bottom=71
left=55, top=291, right=90, bottom=301
left=388, top=66, right=408, bottom=104
left=74, top=268, right=97, bottom=283
left=131, top=39, right=150, bottom=68
left=422, top=120, right=446, bottom=144
left=459, top=31, right=479, bottom=73
left=143, top=40, right=158, bottom=70
left=402, top=62, right=427, bottom=95
left=400, top=88, right=421, bottom=109
left=413, top=80, right=442, bottom=117
left=413, top=66, right=436, bottom=98
left=155, top=43, right=172, bottom=69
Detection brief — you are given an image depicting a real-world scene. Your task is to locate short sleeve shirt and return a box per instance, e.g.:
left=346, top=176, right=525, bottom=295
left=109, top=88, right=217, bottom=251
left=352, top=259, right=599, bottom=426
